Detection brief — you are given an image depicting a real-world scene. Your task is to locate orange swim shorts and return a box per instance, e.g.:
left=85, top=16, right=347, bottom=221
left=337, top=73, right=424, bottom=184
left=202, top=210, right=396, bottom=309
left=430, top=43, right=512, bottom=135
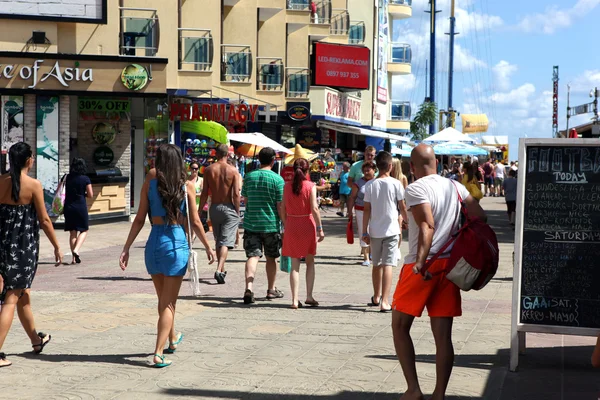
left=392, top=259, right=462, bottom=318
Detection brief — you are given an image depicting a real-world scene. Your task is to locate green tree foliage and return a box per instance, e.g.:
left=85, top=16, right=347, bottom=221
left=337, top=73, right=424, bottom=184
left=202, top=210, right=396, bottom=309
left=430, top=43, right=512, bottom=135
left=410, top=101, right=438, bottom=141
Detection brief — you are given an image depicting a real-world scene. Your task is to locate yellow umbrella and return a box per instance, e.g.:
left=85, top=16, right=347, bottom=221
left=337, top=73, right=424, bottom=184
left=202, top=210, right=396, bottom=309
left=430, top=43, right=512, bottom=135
left=285, top=144, right=318, bottom=166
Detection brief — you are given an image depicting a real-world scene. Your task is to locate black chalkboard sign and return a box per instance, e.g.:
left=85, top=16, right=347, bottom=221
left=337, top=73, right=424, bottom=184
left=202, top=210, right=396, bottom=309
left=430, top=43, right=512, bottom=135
left=519, top=144, right=600, bottom=329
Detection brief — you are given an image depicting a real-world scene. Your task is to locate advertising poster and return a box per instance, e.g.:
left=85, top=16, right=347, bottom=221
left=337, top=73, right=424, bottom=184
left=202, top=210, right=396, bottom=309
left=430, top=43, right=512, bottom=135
left=36, top=96, right=60, bottom=216
left=1, top=96, right=24, bottom=173
left=377, top=0, right=389, bottom=102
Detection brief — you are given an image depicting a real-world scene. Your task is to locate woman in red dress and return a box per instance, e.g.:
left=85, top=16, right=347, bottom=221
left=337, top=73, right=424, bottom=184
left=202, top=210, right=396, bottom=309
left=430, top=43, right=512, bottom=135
left=281, top=158, right=325, bottom=309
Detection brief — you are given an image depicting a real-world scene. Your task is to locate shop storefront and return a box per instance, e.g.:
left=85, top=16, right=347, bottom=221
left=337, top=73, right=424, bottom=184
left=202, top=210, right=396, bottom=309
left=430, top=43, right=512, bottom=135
left=0, top=52, right=168, bottom=220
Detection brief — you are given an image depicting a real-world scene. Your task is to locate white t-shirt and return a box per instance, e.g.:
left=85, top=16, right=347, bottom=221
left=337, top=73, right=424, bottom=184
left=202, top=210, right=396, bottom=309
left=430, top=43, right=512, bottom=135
left=364, top=176, right=405, bottom=238
left=404, top=174, right=471, bottom=264
left=495, top=163, right=505, bottom=179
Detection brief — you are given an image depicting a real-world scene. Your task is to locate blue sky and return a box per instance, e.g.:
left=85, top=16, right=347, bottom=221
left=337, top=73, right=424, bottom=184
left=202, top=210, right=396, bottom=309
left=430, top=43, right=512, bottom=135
left=391, top=0, right=600, bottom=160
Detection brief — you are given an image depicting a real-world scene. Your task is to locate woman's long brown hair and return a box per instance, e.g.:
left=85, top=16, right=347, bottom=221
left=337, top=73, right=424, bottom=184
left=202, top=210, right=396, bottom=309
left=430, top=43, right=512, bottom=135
left=155, top=144, right=187, bottom=224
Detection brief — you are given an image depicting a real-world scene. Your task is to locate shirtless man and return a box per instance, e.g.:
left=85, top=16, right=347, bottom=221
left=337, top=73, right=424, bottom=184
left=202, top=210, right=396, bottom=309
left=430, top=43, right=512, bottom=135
left=199, top=144, right=240, bottom=284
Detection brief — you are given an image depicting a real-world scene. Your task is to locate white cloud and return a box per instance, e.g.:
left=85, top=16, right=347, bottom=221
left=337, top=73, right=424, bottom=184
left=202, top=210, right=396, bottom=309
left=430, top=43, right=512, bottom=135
left=392, top=74, right=417, bottom=95
left=517, top=0, right=600, bottom=34
left=493, top=61, right=518, bottom=91
left=569, top=70, right=600, bottom=94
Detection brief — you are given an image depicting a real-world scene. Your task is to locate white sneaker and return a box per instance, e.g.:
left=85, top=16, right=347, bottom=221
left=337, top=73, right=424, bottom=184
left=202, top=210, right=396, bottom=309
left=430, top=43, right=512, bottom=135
left=361, top=260, right=371, bottom=267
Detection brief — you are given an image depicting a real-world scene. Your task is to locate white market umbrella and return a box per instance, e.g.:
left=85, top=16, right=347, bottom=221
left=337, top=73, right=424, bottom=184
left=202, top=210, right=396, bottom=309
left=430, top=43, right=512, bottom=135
left=433, top=141, right=488, bottom=157
left=228, top=132, right=293, bottom=154
left=423, top=127, right=476, bottom=144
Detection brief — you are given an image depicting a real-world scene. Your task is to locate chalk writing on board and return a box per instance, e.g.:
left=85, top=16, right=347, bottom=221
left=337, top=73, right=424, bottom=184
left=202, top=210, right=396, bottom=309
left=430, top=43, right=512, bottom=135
left=520, top=145, right=600, bottom=329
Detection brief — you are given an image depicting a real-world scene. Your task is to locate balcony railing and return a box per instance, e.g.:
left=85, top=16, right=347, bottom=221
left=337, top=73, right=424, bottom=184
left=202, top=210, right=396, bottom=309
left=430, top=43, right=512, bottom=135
left=179, top=29, right=213, bottom=71
left=120, top=7, right=158, bottom=56
left=287, top=0, right=310, bottom=10
left=286, top=68, right=310, bottom=98
left=330, top=9, right=350, bottom=35
left=390, top=43, right=411, bottom=63
left=221, top=45, right=252, bottom=82
left=349, top=21, right=365, bottom=44
left=314, top=0, right=332, bottom=24
left=257, top=58, right=284, bottom=91
left=391, top=101, right=411, bottom=120
left=390, top=0, right=412, bottom=5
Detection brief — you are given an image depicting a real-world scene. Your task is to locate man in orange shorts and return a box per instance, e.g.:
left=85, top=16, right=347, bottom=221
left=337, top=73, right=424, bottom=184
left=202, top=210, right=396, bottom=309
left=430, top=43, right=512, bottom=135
left=593, top=334, right=600, bottom=368
left=391, top=144, right=486, bottom=400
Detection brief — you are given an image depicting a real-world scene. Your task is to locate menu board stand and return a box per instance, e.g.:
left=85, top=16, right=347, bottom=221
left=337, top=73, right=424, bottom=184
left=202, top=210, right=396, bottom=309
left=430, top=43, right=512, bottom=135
left=511, top=138, right=600, bottom=371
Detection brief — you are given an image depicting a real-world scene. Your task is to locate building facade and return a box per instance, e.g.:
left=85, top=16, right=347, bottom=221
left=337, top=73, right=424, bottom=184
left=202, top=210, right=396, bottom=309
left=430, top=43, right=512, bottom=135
left=0, top=0, right=413, bottom=218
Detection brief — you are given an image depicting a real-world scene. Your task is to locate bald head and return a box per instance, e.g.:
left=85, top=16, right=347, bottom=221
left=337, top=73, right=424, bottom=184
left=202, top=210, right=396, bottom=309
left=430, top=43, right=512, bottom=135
left=410, top=144, right=437, bottom=179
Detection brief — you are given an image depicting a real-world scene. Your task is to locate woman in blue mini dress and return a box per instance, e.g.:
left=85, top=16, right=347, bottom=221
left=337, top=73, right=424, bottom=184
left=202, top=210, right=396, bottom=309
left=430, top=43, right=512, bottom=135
left=119, top=144, right=215, bottom=368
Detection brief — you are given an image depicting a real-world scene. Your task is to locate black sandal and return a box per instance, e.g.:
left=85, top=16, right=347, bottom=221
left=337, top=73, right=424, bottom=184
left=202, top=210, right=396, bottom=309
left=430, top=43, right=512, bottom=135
left=0, top=352, right=11, bottom=368
left=368, top=296, right=381, bottom=307
left=32, top=332, right=51, bottom=354
left=73, top=253, right=81, bottom=264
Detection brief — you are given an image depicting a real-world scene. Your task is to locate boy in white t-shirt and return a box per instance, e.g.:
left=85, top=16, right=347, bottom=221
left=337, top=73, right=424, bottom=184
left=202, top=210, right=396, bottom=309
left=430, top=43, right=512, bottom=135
left=362, top=151, right=407, bottom=312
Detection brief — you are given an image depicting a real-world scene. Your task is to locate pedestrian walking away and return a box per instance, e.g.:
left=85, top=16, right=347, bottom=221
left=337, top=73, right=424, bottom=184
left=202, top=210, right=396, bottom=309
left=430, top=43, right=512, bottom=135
left=494, top=160, right=505, bottom=197
left=336, top=162, right=351, bottom=217
left=391, top=144, right=487, bottom=400
left=0, top=142, right=63, bottom=368
left=347, top=161, right=376, bottom=266
left=241, top=147, right=286, bottom=305
left=63, top=158, right=93, bottom=264
left=281, top=158, right=325, bottom=309
left=482, top=160, right=495, bottom=196
left=227, top=157, right=243, bottom=248
left=199, top=144, right=241, bottom=284
left=391, top=158, right=409, bottom=189
left=347, top=145, right=377, bottom=189
left=119, top=144, right=216, bottom=368
left=361, top=151, right=407, bottom=313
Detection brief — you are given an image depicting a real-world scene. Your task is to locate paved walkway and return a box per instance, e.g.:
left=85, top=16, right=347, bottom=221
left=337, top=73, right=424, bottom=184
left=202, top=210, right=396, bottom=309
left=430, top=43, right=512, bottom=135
left=1, top=198, right=598, bottom=399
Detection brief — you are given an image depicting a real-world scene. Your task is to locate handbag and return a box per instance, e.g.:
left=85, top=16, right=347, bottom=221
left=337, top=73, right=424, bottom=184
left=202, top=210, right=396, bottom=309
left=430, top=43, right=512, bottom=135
left=51, top=174, right=67, bottom=216
left=184, top=185, right=201, bottom=297
left=280, top=256, right=292, bottom=273
left=346, top=219, right=354, bottom=244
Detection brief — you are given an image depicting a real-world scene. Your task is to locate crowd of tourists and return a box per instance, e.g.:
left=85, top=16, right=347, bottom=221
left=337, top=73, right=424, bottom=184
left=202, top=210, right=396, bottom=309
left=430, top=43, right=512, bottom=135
left=1, top=141, right=599, bottom=400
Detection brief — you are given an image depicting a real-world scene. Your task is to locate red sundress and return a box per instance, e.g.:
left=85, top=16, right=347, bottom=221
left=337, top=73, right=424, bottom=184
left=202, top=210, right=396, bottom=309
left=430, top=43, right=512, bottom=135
left=282, top=180, right=317, bottom=258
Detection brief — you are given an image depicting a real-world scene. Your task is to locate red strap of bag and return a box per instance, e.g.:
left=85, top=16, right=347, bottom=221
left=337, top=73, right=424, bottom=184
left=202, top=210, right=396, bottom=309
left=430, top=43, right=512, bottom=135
left=420, top=181, right=468, bottom=276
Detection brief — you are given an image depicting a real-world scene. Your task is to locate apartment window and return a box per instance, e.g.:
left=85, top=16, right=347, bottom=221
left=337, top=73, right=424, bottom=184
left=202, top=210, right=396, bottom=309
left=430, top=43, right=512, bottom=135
left=389, top=0, right=412, bottom=5
left=349, top=21, right=365, bottom=44
left=286, top=68, right=310, bottom=98
left=120, top=7, right=158, bottom=56
left=391, top=101, right=411, bottom=120
left=390, top=43, right=411, bottom=63
left=179, top=29, right=213, bottom=71
left=257, top=58, right=284, bottom=91
left=287, top=0, right=310, bottom=10
left=221, top=45, right=252, bottom=82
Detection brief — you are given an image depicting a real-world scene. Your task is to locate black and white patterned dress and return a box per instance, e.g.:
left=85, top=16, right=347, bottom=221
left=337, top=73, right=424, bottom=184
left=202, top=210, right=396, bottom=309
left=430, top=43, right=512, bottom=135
left=0, top=204, right=40, bottom=301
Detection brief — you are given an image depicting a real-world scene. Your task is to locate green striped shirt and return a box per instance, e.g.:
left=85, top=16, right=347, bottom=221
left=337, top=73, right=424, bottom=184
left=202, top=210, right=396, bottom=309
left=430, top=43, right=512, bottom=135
left=242, top=169, right=284, bottom=233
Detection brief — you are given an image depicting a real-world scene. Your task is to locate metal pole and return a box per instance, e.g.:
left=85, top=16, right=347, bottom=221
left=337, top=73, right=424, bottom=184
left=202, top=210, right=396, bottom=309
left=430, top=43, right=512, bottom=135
left=447, top=0, right=457, bottom=112
left=428, top=0, right=437, bottom=134
left=425, top=60, right=428, bottom=100
left=566, top=83, right=570, bottom=137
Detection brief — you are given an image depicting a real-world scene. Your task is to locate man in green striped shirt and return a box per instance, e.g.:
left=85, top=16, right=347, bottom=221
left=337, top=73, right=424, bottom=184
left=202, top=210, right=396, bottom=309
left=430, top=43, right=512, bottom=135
left=241, top=147, right=286, bottom=304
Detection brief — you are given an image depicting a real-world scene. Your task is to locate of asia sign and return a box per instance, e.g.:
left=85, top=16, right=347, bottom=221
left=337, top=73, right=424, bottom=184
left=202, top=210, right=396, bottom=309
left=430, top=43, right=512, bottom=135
left=0, top=60, right=92, bottom=89
left=170, top=103, right=260, bottom=123
left=324, top=88, right=361, bottom=124
left=311, top=42, right=370, bottom=90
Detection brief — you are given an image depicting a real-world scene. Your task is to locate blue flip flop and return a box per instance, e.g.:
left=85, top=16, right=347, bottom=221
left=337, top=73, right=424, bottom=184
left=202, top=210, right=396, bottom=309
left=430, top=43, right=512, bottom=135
left=164, top=332, right=184, bottom=354
left=153, top=354, right=172, bottom=368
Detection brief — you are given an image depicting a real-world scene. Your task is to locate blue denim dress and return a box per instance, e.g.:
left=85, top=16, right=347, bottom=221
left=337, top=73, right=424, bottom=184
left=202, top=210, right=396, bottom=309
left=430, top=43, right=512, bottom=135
left=145, top=180, right=189, bottom=277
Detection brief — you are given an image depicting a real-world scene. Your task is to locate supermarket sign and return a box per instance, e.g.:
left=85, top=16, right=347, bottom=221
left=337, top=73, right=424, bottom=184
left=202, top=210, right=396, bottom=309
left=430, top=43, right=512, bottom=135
left=311, top=42, right=370, bottom=90
left=170, top=102, right=259, bottom=123
left=312, top=87, right=361, bottom=125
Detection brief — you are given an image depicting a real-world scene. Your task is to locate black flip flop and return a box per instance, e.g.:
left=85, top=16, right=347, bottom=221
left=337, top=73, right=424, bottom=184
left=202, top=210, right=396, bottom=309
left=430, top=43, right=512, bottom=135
left=380, top=307, right=392, bottom=313
left=32, top=332, right=51, bottom=354
left=368, top=296, right=381, bottom=307
left=73, top=253, right=81, bottom=264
